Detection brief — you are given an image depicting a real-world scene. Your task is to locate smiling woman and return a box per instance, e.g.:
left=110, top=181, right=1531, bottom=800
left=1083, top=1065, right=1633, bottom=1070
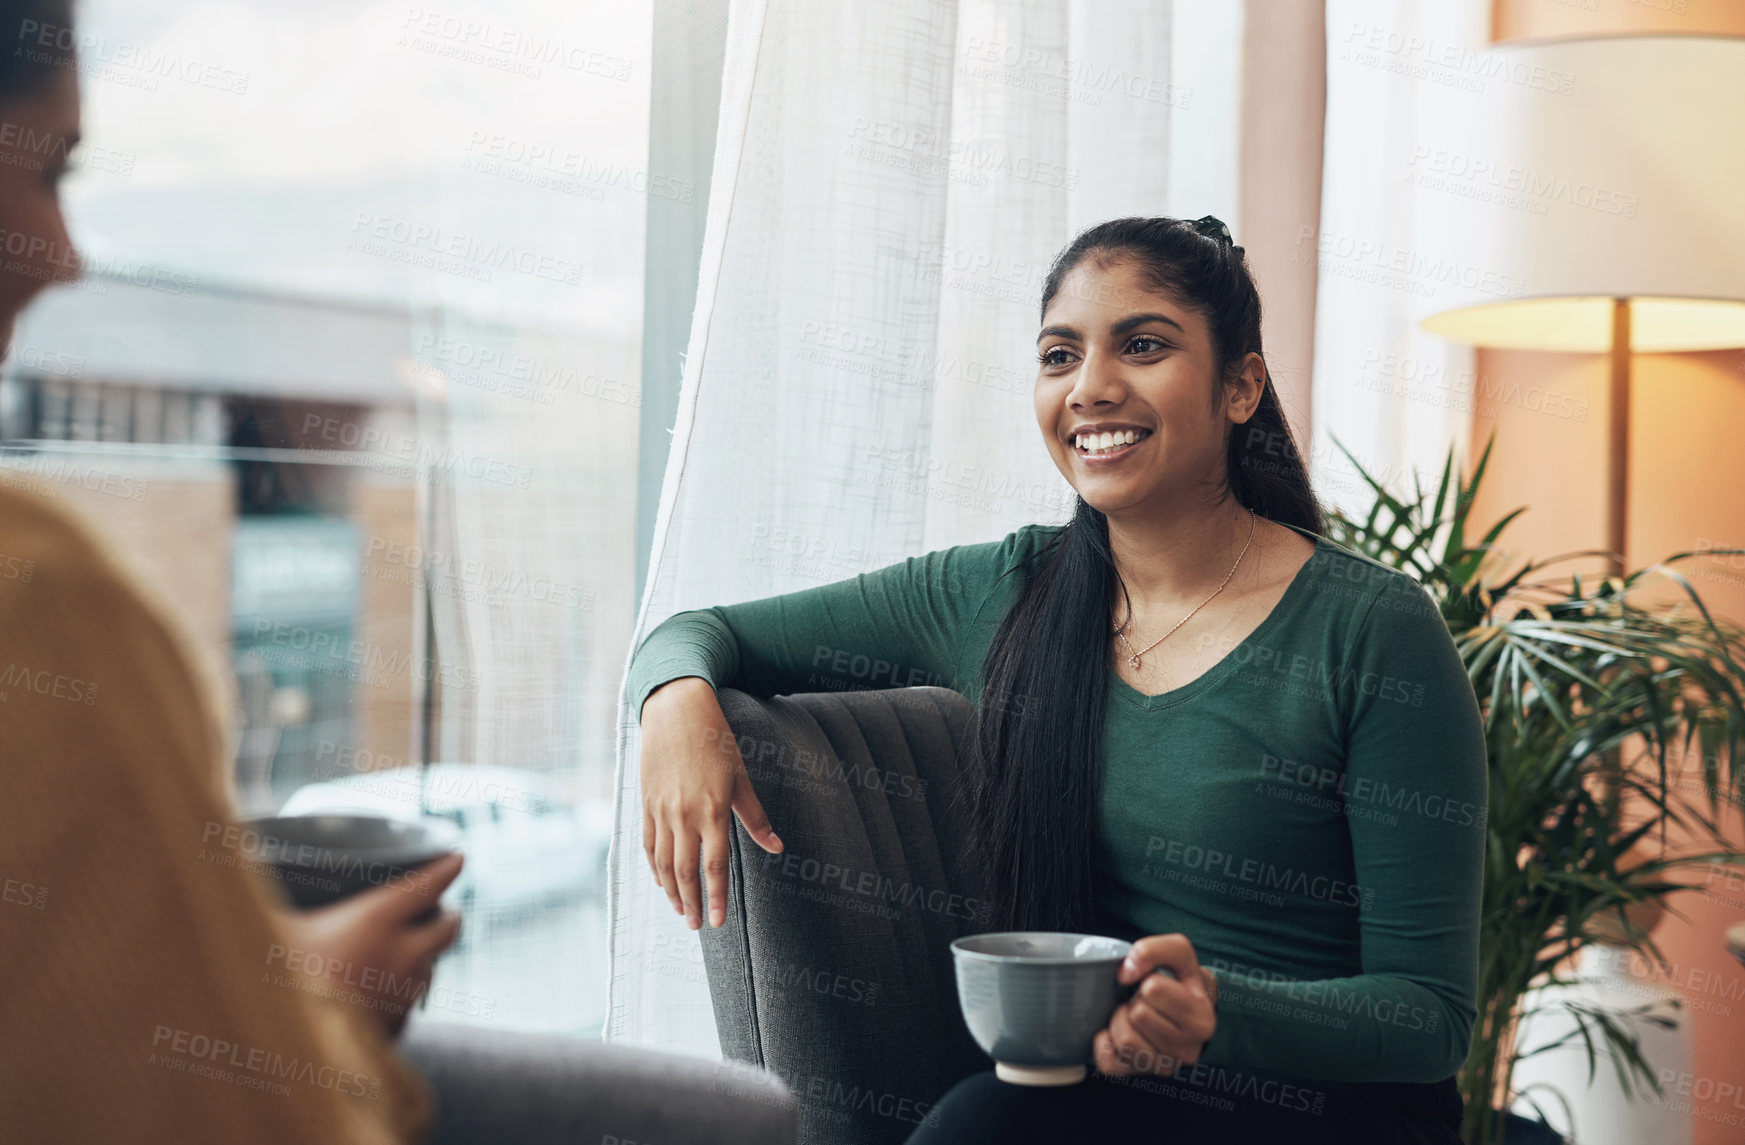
left=978, top=216, right=1322, bottom=941
left=630, top=214, right=1483, bottom=1145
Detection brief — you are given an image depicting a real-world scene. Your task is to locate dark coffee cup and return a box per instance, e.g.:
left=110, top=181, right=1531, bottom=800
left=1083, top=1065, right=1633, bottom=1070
left=240, top=814, right=461, bottom=911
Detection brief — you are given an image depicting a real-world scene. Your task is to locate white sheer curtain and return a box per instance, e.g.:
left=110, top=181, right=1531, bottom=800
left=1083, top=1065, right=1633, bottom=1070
left=1308, top=0, right=1497, bottom=511
left=405, top=4, right=650, bottom=1032
left=606, top=0, right=1245, bottom=1057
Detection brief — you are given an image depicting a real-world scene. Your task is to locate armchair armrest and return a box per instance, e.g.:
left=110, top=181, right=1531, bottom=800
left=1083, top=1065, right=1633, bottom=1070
left=701, top=686, right=991, bottom=1145
left=400, top=1019, right=798, bottom=1145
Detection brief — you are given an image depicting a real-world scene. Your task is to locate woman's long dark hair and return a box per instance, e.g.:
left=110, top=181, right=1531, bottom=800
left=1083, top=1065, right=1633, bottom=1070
left=962, top=217, right=1325, bottom=934
left=0, top=0, right=76, bottom=99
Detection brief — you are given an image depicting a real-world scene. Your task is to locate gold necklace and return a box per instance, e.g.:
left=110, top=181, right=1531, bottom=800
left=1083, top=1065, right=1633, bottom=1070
left=1112, top=507, right=1257, bottom=671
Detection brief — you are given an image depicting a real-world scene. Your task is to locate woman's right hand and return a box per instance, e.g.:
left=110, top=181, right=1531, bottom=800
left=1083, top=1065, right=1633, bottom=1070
left=640, top=676, right=783, bottom=930
left=272, top=851, right=466, bottom=1039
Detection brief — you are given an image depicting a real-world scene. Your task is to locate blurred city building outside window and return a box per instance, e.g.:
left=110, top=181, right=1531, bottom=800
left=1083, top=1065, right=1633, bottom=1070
left=0, top=0, right=653, bottom=1037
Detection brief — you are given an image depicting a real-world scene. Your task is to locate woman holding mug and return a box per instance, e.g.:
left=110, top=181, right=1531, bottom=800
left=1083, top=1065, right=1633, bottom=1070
left=632, top=216, right=1484, bottom=1143
left=0, top=2, right=461, bottom=1140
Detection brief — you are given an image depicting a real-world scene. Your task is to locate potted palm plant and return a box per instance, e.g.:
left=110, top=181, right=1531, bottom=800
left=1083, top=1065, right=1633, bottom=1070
left=1323, top=431, right=1745, bottom=1145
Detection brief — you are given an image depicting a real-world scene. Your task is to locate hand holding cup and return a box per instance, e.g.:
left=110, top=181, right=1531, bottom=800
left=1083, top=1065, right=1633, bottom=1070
left=1092, top=933, right=1219, bottom=1079
left=272, top=851, right=465, bottom=1039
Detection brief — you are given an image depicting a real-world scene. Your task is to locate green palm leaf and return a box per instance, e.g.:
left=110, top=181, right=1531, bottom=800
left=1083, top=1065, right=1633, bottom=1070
left=1327, top=430, right=1745, bottom=1145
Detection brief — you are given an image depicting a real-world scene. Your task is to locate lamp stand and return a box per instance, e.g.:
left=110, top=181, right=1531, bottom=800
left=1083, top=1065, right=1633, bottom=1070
left=1606, top=298, right=1631, bottom=580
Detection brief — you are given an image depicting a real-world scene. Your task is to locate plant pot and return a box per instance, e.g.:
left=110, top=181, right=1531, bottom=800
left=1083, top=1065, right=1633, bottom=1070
left=1508, top=943, right=1689, bottom=1145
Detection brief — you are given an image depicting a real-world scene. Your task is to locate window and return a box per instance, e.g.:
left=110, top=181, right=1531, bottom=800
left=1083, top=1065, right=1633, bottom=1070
left=0, top=0, right=654, bottom=1037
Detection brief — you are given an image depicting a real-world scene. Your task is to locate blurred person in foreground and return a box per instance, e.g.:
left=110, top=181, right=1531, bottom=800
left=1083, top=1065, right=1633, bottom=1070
left=0, top=2, right=462, bottom=1140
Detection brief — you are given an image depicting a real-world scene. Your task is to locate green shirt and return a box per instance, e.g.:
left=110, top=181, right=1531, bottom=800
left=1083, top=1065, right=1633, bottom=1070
left=627, top=521, right=1487, bottom=1085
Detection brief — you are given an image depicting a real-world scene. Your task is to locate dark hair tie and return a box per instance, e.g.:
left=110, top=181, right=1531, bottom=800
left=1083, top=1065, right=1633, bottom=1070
left=1189, top=214, right=1243, bottom=257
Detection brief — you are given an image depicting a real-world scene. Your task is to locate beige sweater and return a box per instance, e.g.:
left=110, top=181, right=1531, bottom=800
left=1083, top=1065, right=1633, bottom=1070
left=0, top=480, right=427, bottom=1143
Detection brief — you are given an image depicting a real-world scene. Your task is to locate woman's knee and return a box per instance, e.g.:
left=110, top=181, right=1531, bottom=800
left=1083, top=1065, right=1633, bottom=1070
left=908, top=1070, right=1078, bottom=1145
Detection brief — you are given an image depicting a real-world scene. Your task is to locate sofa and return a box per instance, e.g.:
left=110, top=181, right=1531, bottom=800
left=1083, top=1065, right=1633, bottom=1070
left=698, top=685, right=992, bottom=1145
left=401, top=1018, right=800, bottom=1145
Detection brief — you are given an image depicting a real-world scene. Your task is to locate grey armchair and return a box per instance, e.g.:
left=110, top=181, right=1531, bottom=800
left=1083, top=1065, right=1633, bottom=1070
left=699, top=686, right=993, bottom=1145
left=401, top=1019, right=799, bottom=1145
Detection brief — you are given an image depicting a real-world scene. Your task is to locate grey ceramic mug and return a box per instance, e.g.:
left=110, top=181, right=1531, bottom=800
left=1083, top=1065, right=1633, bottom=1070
left=951, top=931, right=1174, bottom=1086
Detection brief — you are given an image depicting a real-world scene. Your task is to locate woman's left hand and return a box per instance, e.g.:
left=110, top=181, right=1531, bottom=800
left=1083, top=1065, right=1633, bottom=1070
left=1092, top=933, right=1219, bottom=1078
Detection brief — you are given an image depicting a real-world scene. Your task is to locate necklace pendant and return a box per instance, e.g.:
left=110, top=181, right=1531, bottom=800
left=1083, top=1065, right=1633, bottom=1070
left=1128, top=654, right=1142, bottom=670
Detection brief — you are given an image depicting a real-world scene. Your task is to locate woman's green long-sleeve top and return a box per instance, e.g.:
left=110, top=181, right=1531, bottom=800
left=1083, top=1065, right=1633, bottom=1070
left=626, top=522, right=1488, bottom=1085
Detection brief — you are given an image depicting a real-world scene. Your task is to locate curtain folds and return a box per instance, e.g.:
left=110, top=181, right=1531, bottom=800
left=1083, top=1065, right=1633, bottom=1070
left=1308, top=0, right=1495, bottom=509
left=606, top=0, right=1251, bottom=1056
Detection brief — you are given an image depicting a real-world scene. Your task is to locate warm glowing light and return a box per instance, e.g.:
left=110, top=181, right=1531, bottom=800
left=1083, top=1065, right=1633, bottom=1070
left=1423, top=296, right=1745, bottom=353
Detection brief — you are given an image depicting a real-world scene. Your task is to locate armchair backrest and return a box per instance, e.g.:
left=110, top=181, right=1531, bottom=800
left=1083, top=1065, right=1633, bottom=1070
left=701, top=686, right=993, bottom=1145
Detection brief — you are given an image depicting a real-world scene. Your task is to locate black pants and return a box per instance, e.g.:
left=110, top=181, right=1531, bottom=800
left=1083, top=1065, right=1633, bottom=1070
left=904, top=1066, right=1464, bottom=1145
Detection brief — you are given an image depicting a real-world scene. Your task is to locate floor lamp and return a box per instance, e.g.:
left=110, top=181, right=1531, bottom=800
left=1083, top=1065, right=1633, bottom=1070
left=1418, top=36, right=1745, bottom=578
left=1415, top=34, right=1745, bottom=1145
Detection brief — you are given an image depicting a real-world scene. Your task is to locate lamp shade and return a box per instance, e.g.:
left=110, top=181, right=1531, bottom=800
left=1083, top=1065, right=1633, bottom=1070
left=1419, top=37, right=1745, bottom=352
